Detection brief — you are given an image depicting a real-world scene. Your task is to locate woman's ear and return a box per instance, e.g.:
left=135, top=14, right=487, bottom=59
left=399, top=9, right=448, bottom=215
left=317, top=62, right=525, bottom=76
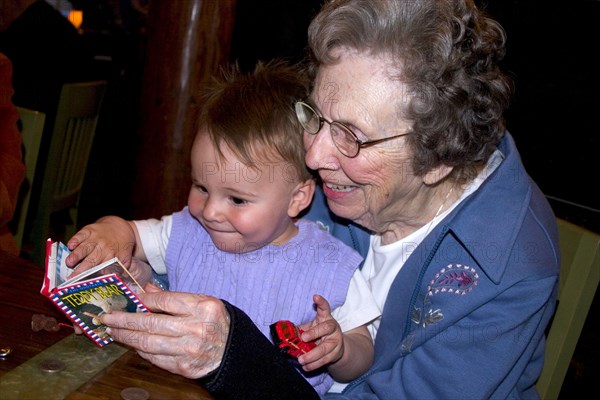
left=423, top=164, right=454, bottom=186
left=288, top=179, right=316, bottom=218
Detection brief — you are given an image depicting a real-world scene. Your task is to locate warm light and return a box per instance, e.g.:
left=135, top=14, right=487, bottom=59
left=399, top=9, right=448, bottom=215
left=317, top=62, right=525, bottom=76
left=68, top=10, right=83, bottom=30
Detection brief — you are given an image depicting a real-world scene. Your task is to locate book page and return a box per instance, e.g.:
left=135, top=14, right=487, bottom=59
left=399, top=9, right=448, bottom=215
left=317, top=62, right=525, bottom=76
left=61, top=257, right=145, bottom=295
left=55, top=242, right=72, bottom=286
left=42, top=240, right=72, bottom=293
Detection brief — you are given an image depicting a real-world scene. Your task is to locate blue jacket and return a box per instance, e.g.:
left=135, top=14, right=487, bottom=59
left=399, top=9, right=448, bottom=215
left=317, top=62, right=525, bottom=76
left=201, top=132, right=560, bottom=399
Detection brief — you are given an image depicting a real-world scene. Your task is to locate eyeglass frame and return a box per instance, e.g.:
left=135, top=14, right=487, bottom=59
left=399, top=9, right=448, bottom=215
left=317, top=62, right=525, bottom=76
left=294, top=100, right=410, bottom=158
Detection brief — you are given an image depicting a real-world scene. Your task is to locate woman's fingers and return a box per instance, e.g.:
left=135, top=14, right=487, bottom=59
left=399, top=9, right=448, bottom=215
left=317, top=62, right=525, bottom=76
left=99, top=292, right=231, bottom=379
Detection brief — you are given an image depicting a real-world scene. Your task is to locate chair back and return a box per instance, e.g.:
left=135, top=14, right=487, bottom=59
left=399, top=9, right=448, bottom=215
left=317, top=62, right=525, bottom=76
left=30, top=81, right=107, bottom=263
left=13, top=107, right=46, bottom=250
left=537, top=218, right=600, bottom=399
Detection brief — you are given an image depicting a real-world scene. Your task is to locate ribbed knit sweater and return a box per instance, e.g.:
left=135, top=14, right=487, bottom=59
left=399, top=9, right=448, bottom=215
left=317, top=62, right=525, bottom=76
left=165, top=208, right=362, bottom=393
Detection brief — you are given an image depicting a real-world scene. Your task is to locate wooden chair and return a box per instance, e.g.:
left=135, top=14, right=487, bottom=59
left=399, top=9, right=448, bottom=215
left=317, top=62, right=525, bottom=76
left=537, top=218, right=600, bottom=399
left=13, top=107, right=46, bottom=251
left=30, top=81, right=107, bottom=264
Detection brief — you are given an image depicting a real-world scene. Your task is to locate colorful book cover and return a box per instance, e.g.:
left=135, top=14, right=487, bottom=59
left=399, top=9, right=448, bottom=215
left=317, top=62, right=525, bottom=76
left=41, top=239, right=149, bottom=347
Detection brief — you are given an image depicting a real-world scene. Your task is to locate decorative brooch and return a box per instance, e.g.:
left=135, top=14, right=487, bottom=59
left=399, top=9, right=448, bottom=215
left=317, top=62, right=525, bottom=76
left=428, top=263, right=479, bottom=296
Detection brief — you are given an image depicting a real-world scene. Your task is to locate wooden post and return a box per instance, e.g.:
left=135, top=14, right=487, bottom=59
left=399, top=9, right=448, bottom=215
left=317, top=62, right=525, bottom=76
left=131, top=0, right=237, bottom=219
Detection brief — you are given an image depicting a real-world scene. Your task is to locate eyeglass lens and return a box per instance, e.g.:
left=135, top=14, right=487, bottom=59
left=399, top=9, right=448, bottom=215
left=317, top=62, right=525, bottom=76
left=296, top=102, right=359, bottom=157
left=295, top=102, right=320, bottom=133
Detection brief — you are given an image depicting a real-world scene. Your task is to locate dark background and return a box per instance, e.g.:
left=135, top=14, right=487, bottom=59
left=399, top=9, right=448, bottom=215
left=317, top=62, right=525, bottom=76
left=10, top=0, right=600, bottom=398
left=79, top=0, right=600, bottom=232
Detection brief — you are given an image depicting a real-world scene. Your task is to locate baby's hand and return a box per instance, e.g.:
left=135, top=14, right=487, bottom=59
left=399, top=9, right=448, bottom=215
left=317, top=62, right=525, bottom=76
left=127, top=259, right=154, bottom=289
left=297, top=294, right=344, bottom=372
left=66, top=216, right=136, bottom=274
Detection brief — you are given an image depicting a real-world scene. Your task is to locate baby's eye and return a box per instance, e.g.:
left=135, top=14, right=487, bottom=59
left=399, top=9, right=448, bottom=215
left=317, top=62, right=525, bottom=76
left=194, top=184, right=208, bottom=193
left=230, top=196, right=247, bottom=205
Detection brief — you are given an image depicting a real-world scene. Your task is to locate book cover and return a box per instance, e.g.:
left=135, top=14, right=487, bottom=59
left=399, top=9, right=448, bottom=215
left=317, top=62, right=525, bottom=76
left=40, top=239, right=149, bottom=347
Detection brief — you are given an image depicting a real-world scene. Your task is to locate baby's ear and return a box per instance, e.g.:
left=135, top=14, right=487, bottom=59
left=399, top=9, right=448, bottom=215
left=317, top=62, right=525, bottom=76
left=288, top=179, right=316, bottom=218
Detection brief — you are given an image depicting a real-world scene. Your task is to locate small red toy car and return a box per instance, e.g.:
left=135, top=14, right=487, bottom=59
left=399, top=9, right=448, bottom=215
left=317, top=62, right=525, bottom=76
left=270, top=320, right=316, bottom=359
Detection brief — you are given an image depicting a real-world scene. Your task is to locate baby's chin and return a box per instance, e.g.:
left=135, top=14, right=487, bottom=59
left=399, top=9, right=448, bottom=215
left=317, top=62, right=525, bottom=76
left=209, top=238, right=264, bottom=254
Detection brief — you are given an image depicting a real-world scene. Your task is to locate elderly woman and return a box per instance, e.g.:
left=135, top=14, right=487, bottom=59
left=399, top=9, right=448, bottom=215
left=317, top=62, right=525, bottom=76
left=67, top=0, right=559, bottom=398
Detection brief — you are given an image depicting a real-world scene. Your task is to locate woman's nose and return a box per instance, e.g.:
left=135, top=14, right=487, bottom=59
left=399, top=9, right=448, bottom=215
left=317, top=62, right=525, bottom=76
left=304, top=128, right=339, bottom=171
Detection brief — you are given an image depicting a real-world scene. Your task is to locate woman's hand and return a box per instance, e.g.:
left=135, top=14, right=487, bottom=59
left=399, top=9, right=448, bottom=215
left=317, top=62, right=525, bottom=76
left=65, top=216, right=138, bottom=272
left=297, top=294, right=344, bottom=372
left=99, top=291, right=230, bottom=379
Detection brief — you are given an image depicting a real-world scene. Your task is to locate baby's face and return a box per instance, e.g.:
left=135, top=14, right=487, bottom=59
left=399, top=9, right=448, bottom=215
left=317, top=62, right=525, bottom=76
left=187, top=133, right=302, bottom=253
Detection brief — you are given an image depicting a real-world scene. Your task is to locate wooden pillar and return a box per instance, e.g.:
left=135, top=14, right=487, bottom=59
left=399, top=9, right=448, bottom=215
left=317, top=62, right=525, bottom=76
left=132, top=0, right=237, bottom=219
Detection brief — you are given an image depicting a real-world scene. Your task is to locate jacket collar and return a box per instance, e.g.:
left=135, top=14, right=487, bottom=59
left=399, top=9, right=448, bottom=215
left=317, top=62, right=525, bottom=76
left=439, top=132, right=532, bottom=284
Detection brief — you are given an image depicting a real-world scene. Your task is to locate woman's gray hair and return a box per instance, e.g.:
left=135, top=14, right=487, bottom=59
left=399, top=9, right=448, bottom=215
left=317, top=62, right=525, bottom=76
left=308, top=0, right=512, bottom=180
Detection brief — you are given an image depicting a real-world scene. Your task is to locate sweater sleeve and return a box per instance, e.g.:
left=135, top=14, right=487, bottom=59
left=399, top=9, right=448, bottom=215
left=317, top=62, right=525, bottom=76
left=199, top=301, right=320, bottom=400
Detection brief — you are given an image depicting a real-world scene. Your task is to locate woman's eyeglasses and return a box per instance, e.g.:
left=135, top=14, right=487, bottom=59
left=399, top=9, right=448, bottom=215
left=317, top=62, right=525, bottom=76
left=294, top=101, right=410, bottom=158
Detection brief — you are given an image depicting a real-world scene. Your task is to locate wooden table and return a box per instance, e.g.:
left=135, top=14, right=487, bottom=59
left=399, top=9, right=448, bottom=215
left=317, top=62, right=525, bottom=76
left=0, top=250, right=213, bottom=399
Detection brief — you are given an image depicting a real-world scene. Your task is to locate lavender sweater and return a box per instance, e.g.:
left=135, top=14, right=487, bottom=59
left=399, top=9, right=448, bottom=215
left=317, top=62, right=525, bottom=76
left=165, top=209, right=363, bottom=394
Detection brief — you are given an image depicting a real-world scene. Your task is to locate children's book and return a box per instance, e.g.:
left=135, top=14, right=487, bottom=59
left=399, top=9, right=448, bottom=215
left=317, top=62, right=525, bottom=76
left=40, top=239, right=149, bottom=347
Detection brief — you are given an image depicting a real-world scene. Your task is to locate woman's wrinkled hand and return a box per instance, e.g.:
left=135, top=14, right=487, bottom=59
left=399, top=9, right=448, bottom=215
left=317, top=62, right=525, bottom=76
left=100, top=291, right=230, bottom=379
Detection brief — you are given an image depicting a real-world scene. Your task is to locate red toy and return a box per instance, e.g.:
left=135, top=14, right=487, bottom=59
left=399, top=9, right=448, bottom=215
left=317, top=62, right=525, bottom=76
left=270, top=320, right=316, bottom=359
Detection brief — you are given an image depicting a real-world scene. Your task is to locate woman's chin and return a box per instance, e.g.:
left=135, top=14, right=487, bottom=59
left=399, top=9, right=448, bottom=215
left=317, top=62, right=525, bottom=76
left=325, top=200, right=356, bottom=222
